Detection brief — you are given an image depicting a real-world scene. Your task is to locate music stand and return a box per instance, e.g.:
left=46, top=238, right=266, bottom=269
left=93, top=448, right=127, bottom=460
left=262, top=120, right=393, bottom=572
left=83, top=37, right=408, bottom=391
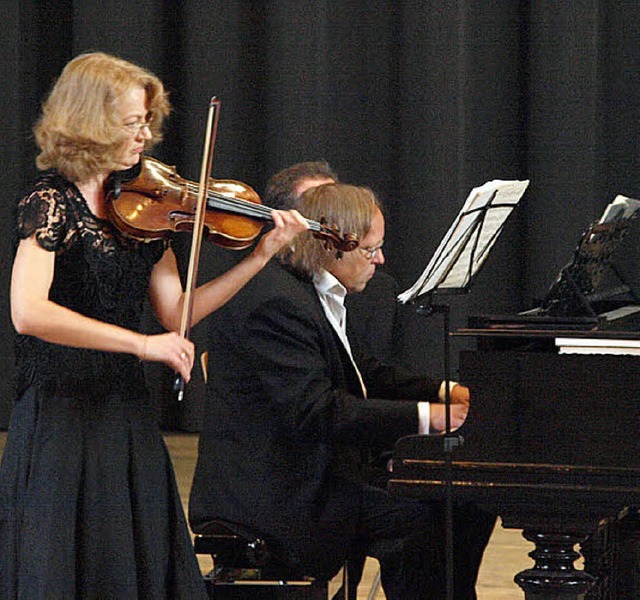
left=399, top=178, right=529, bottom=600
left=539, top=194, right=640, bottom=320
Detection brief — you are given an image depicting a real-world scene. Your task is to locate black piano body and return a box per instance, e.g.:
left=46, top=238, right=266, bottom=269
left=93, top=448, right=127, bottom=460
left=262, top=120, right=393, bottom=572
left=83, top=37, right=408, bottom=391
left=390, top=322, right=640, bottom=599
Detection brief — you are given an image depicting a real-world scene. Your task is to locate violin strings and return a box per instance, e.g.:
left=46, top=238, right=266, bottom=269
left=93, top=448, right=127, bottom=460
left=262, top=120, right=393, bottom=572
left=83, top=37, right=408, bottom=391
left=185, top=182, right=322, bottom=232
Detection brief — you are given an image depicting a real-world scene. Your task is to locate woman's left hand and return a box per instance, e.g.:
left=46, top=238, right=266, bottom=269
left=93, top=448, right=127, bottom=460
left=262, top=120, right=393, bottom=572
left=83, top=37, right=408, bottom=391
left=254, top=209, right=309, bottom=259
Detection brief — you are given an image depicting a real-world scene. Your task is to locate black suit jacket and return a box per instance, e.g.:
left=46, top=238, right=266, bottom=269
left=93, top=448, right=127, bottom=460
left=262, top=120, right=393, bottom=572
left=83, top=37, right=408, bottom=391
left=189, top=261, right=440, bottom=578
left=345, top=269, right=402, bottom=365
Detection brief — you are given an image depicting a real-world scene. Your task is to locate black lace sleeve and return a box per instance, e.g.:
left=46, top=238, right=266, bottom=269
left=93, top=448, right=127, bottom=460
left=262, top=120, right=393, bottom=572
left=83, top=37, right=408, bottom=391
left=17, top=180, right=68, bottom=251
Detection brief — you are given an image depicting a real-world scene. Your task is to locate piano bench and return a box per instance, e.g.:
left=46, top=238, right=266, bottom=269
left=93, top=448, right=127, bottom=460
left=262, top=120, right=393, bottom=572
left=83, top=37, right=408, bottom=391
left=194, top=521, right=330, bottom=599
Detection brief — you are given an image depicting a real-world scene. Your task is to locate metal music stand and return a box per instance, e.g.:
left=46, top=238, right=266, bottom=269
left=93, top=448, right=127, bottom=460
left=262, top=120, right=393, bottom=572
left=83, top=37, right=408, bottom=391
left=398, top=178, right=529, bottom=600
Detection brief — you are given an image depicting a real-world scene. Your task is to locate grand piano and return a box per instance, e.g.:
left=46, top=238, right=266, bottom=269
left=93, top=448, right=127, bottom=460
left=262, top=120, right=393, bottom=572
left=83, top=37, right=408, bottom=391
left=390, top=200, right=640, bottom=598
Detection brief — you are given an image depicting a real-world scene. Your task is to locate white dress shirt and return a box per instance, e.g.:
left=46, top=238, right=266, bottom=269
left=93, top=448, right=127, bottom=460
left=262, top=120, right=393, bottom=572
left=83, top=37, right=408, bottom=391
left=313, top=269, right=431, bottom=433
left=313, top=269, right=367, bottom=398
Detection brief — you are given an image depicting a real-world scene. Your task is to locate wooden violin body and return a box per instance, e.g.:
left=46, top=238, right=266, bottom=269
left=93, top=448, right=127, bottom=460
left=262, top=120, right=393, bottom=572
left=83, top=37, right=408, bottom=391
left=107, top=156, right=358, bottom=254
left=108, top=156, right=263, bottom=249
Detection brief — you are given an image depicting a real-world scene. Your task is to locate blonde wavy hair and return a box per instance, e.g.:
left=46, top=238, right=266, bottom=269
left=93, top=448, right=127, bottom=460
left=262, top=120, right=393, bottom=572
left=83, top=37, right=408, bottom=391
left=281, top=183, right=381, bottom=277
left=34, top=52, right=170, bottom=182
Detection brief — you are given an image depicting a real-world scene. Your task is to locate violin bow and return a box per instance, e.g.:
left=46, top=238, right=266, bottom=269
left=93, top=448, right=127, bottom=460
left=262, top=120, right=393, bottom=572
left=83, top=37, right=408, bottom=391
left=174, top=97, right=221, bottom=401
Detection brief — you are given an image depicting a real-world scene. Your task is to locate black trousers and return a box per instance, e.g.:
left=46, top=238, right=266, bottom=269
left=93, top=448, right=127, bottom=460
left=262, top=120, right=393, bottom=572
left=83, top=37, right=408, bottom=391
left=335, top=483, right=495, bottom=600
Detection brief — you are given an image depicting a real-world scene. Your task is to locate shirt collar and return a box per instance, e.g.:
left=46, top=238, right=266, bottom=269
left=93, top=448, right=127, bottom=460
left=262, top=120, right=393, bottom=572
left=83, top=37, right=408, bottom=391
left=313, top=269, right=347, bottom=305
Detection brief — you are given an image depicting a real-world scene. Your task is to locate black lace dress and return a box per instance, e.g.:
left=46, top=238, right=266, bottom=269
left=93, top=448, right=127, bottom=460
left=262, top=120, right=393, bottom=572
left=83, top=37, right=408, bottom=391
left=0, top=170, right=207, bottom=599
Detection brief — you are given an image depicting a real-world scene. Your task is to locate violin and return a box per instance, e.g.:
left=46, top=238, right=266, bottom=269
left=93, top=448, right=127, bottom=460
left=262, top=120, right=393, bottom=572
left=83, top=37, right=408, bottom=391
left=106, top=155, right=359, bottom=254
left=108, top=97, right=354, bottom=402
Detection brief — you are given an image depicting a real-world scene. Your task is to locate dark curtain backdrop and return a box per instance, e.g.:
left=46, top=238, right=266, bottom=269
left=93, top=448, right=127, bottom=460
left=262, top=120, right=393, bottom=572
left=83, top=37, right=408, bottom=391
left=1, top=1, right=639, bottom=429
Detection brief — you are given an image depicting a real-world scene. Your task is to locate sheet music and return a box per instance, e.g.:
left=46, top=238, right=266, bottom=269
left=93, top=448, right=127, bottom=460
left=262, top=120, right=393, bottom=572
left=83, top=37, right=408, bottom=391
left=598, top=194, right=640, bottom=224
left=398, top=179, right=529, bottom=303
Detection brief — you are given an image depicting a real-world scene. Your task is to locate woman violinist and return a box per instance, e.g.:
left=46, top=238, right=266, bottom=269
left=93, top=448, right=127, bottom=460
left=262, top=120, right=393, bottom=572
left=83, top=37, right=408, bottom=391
left=0, top=52, right=308, bottom=599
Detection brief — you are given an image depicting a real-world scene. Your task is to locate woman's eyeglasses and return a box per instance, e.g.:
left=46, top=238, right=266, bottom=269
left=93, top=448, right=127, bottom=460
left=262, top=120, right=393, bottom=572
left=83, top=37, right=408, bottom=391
left=122, top=118, right=153, bottom=134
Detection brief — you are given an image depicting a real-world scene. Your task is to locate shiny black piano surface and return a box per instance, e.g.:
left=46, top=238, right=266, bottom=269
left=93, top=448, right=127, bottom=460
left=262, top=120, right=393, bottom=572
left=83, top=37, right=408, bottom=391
left=390, top=325, right=640, bottom=599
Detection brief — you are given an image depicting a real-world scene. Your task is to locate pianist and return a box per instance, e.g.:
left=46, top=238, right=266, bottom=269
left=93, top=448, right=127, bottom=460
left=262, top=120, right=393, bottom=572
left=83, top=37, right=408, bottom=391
left=189, top=182, right=494, bottom=598
left=264, top=161, right=497, bottom=599
left=264, top=160, right=405, bottom=368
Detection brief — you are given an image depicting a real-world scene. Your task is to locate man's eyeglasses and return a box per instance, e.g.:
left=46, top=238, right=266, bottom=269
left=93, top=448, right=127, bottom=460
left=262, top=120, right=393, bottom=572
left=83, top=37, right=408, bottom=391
left=122, top=118, right=153, bottom=134
left=359, top=241, right=384, bottom=260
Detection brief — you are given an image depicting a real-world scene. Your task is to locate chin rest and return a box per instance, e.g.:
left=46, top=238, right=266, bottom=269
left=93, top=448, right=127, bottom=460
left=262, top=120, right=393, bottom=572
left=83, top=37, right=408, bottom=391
left=194, top=520, right=332, bottom=598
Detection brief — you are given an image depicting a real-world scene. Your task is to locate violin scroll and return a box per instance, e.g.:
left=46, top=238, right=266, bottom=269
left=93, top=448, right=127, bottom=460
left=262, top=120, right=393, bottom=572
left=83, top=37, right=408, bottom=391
left=316, top=218, right=359, bottom=259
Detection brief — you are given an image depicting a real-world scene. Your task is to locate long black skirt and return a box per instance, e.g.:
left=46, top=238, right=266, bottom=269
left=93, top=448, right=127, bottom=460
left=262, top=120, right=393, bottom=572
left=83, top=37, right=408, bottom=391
left=0, top=386, right=207, bottom=599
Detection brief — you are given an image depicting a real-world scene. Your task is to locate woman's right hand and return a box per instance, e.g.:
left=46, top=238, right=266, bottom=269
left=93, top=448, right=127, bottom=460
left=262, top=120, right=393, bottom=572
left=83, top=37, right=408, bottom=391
left=139, top=332, right=195, bottom=382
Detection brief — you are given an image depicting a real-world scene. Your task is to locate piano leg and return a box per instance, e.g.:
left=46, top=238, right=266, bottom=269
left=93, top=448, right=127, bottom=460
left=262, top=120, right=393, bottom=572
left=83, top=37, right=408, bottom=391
left=583, top=508, right=640, bottom=599
left=514, top=530, right=596, bottom=599
left=615, top=509, right=640, bottom=598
